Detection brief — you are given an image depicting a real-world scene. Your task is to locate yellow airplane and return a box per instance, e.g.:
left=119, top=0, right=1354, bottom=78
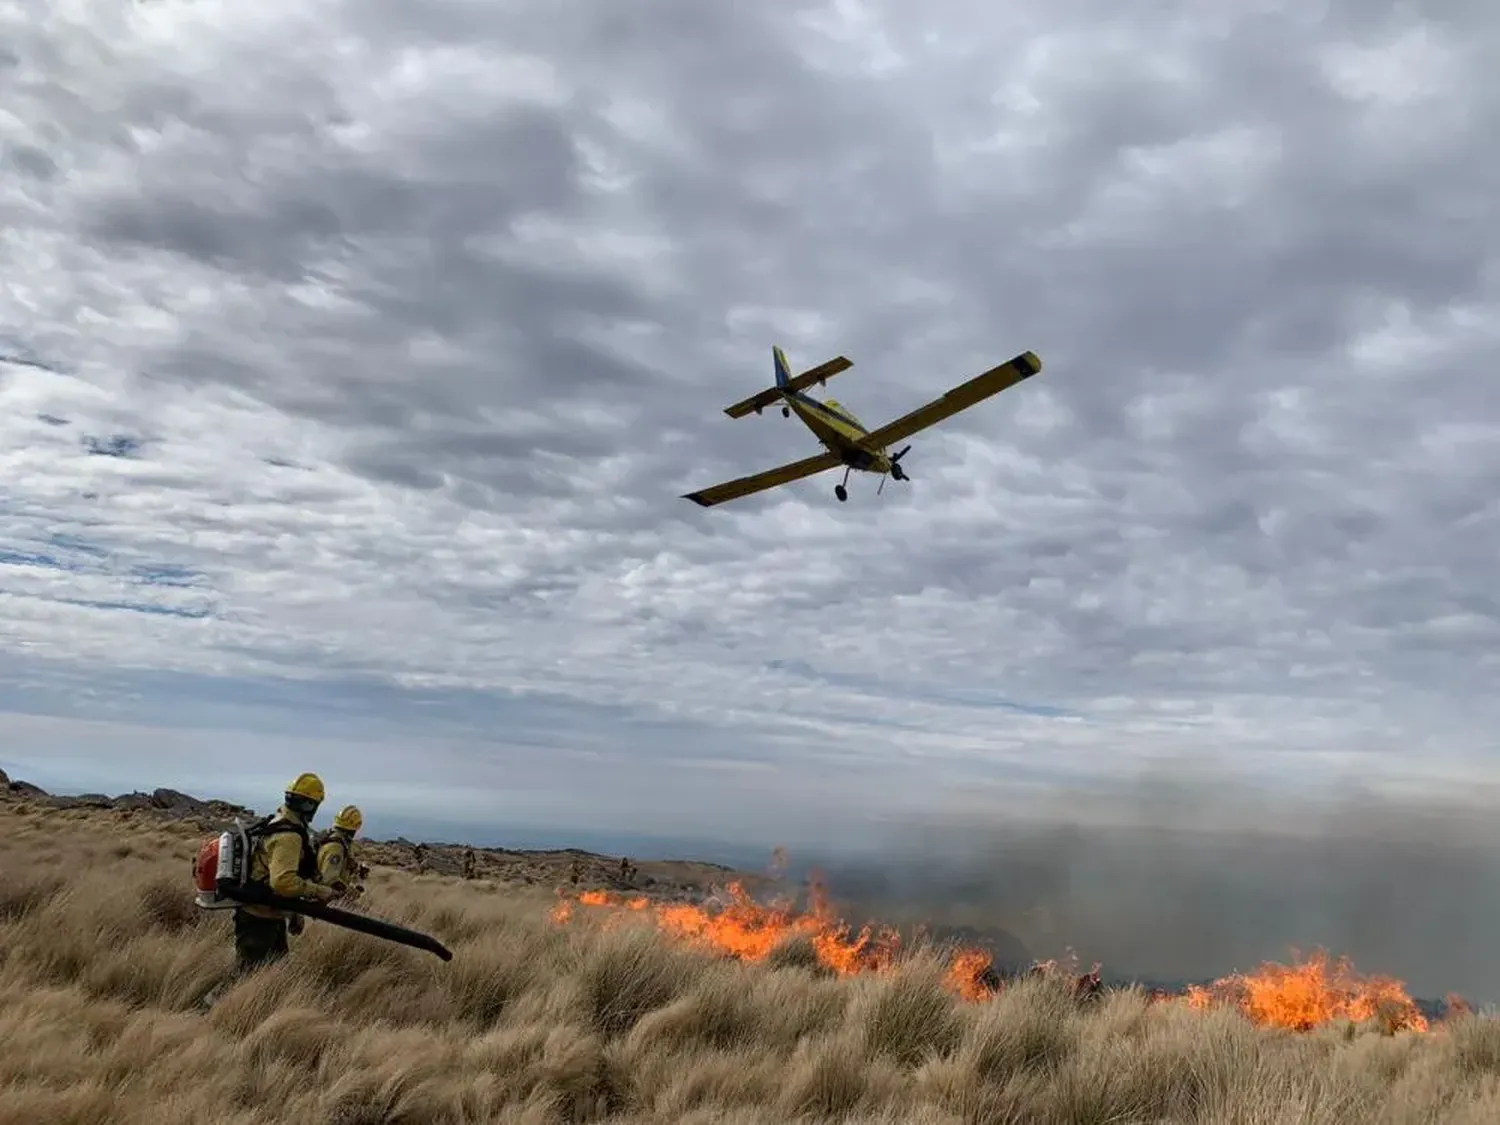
left=681, top=345, right=1043, bottom=507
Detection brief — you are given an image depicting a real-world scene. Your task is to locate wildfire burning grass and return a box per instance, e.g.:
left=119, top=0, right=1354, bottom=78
left=5, top=805, right=1500, bottom=1125
left=552, top=883, right=1454, bottom=1033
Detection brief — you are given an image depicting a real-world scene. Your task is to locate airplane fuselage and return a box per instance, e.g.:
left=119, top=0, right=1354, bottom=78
left=781, top=388, right=894, bottom=474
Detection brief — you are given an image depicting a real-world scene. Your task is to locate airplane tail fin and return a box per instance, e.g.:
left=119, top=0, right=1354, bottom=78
left=773, top=345, right=792, bottom=389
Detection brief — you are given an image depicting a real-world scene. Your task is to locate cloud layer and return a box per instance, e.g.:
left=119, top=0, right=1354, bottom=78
left=2, top=0, right=1498, bottom=843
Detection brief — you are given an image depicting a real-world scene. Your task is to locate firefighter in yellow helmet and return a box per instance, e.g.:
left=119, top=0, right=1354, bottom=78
left=317, top=804, right=368, bottom=901
left=232, top=772, right=336, bottom=973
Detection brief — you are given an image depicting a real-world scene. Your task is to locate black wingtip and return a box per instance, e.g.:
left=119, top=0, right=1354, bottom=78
left=682, top=493, right=713, bottom=507
left=1013, top=350, right=1042, bottom=376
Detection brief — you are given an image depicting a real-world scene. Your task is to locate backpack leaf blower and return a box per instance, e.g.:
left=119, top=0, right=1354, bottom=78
left=194, top=821, right=453, bottom=961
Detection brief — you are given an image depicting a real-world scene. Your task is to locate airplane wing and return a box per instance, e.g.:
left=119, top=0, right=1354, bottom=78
left=724, top=356, right=854, bottom=419
left=681, top=451, right=842, bottom=507
left=788, top=355, right=854, bottom=392
left=856, top=350, right=1042, bottom=452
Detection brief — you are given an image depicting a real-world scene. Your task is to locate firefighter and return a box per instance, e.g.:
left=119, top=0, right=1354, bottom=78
left=318, top=804, right=367, bottom=901
left=462, top=847, right=476, bottom=880
left=231, top=772, right=336, bottom=973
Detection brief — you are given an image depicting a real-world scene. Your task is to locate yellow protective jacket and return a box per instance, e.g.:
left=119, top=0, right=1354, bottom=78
left=240, top=806, right=333, bottom=920
left=316, top=829, right=358, bottom=895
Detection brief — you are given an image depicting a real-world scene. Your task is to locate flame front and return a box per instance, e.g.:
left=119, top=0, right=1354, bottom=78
left=1183, top=949, right=1430, bottom=1032
left=553, top=875, right=1030, bottom=1002
left=553, top=874, right=1449, bottom=1032
left=558, top=878, right=946, bottom=980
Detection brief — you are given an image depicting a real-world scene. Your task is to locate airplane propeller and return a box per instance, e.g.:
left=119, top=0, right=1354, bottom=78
left=878, top=446, right=912, bottom=495
left=889, top=445, right=911, bottom=481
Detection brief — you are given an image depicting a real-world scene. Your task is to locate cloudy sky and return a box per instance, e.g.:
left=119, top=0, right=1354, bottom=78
left=1, top=0, right=1496, bottom=851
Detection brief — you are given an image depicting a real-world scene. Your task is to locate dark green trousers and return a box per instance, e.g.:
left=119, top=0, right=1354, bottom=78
left=232, top=909, right=289, bottom=973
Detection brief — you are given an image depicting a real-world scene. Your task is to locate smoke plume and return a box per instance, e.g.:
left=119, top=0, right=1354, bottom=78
left=814, top=762, right=1500, bottom=1002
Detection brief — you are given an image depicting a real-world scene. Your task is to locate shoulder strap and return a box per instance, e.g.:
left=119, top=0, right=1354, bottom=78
left=251, top=816, right=309, bottom=844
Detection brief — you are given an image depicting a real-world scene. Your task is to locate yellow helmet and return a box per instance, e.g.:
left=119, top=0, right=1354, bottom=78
left=333, top=804, right=363, bottom=833
left=285, top=772, right=326, bottom=804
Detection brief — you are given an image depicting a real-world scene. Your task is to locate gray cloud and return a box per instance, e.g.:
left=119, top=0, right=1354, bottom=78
left=2, top=0, right=1499, bottom=958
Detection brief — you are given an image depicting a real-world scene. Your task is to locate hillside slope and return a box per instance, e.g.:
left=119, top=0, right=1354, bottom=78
left=0, top=769, right=775, bottom=898
left=3, top=780, right=1500, bottom=1124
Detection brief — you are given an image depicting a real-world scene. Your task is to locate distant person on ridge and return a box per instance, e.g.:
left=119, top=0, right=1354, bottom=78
left=462, top=847, right=476, bottom=879
left=231, top=772, right=336, bottom=973
left=317, top=804, right=367, bottom=901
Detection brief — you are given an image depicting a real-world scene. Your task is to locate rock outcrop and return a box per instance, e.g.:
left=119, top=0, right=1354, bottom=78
left=2, top=774, right=255, bottom=822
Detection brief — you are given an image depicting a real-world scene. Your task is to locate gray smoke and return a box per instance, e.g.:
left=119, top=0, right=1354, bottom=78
left=813, top=766, right=1500, bottom=1002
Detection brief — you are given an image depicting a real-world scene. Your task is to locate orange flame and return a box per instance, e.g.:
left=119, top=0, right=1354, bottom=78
left=553, top=875, right=997, bottom=998
left=552, top=865, right=1456, bottom=1032
left=1182, top=948, right=1431, bottom=1032
left=945, top=948, right=999, bottom=1002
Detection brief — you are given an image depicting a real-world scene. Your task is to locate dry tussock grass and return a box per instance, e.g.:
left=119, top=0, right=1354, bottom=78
left=3, top=803, right=1500, bottom=1124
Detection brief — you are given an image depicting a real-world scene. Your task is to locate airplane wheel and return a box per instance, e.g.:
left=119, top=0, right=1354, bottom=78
left=835, top=485, right=847, bottom=501
left=782, top=406, right=790, bottom=417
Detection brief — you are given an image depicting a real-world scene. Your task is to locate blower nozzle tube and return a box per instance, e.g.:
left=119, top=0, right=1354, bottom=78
left=223, top=884, right=453, bottom=961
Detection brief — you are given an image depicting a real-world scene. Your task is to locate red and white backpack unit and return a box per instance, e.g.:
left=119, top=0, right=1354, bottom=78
left=191, top=815, right=302, bottom=909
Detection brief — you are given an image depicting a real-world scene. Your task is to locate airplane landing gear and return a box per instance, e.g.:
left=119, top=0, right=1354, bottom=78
left=781, top=406, right=790, bottom=417
left=835, top=465, right=851, bottom=501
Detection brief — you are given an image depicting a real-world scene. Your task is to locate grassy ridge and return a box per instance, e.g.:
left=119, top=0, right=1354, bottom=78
left=3, top=800, right=1500, bottom=1123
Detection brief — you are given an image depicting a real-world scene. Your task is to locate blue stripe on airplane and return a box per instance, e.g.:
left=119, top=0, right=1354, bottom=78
left=790, top=390, right=862, bottom=431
